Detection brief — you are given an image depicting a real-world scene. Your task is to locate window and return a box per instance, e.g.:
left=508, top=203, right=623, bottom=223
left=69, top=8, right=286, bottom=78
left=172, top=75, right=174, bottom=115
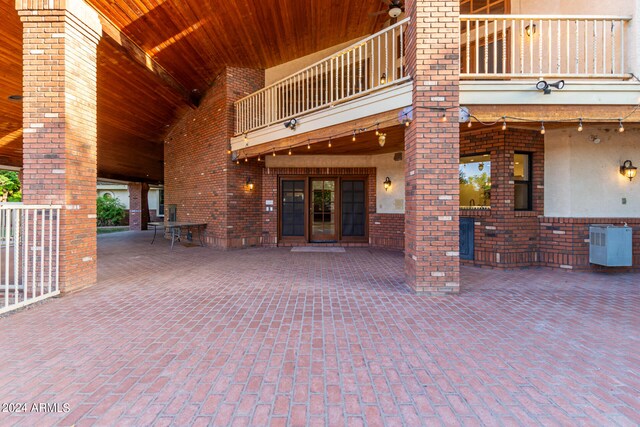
left=341, top=180, right=366, bottom=237
left=281, top=180, right=305, bottom=237
left=460, top=154, right=491, bottom=209
left=514, top=153, right=532, bottom=210
left=158, top=189, right=164, bottom=216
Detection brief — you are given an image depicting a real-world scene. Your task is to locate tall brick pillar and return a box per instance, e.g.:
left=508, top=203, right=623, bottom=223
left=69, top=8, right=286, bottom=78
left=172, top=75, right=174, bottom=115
left=16, top=0, right=102, bottom=293
left=128, top=182, right=150, bottom=231
left=404, top=0, right=460, bottom=294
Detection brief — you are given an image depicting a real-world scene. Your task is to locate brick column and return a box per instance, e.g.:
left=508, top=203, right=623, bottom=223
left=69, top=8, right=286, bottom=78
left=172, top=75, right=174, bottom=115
left=128, top=182, right=150, bottom=231
left=404, top=0, right=460, bottom=294
left=16, top=0, right=102, bottom=293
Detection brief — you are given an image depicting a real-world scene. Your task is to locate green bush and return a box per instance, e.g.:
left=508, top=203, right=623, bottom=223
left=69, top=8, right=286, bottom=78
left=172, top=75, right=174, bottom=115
left=96, top=195, right=126, bottom=226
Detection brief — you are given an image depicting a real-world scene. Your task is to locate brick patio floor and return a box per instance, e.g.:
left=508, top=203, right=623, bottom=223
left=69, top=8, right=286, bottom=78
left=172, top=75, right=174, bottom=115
left=0, top=231, right=638, bottom=426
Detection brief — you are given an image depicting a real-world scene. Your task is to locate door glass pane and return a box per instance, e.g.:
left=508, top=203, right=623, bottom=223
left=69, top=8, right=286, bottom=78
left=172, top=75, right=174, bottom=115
left=312, top=180, right=335, bottom=238
left=282, top=180, right=305, bottom=237
left=342, top=180, right=365, bottom=237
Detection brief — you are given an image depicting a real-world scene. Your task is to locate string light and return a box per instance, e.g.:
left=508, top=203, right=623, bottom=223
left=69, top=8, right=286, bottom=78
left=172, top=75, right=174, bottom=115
left=380, top=73, right=386, bottom=85
left=288, top=147, right=292, bottom=156
left=236, top=159, right=240, bottom=165
left=307, top=141, right=311, bottom=150
left=243, top=133, right=248, bottom=143
left=257, top=155, right=262, bottom=162
left=244, top=155, right=248, bottom=162
left=227, top=147, right=232, bottom=155
left=243, top=104, right=639, bottom=161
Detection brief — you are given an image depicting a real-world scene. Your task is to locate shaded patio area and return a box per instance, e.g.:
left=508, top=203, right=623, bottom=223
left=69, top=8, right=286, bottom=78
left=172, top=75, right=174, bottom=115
left=0, top=231, right=638, bottom=426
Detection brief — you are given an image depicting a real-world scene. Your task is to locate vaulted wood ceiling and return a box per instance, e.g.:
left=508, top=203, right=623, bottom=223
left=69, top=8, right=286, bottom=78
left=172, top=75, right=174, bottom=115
left=0, top=0, right=388, bottom=182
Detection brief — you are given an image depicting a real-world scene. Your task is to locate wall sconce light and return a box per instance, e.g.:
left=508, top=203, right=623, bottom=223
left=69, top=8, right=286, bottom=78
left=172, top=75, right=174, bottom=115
left=246, top=177, right=254, bottom=190
left=525, top=24, right=536, bottom=37
left=620, top=160, right=637, bottom=181
left=536, top=79, right=564, bottom=95
left=383, top=176, right=392, bottom=191
left=378, top=133, right=386, bottom=147
left=284, top=118, right=298, bottom=130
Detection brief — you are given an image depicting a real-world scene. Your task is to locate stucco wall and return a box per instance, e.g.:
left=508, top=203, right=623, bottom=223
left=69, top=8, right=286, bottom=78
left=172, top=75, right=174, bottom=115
left=265, top=153, right=405, bottom=213
left=544, top=127, right=640, bottom=217
left=265, top=37, right=365, bottom=86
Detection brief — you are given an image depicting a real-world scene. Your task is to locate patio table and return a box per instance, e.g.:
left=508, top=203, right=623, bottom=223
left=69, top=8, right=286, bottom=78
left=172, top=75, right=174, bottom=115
left=148, top=221, right=207, bottom=250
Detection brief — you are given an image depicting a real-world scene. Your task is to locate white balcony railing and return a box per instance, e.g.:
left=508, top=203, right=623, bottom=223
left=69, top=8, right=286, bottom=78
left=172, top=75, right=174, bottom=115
left=460, top=15, right=631, bottom=78
left=0, top=204, right=61, bottom=315
left=235, top=18, right=410, bottom=135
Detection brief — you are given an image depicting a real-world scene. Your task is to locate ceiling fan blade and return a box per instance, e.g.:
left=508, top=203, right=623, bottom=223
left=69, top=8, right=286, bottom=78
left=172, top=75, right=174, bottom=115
left=369, top=10, right=389, bottom=16
left=379, top=0, right=392, bottom=5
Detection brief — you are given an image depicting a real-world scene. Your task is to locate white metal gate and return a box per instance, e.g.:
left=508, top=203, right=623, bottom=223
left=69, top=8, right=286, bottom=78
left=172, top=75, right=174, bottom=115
left=0, top=204, right=61, bottom=315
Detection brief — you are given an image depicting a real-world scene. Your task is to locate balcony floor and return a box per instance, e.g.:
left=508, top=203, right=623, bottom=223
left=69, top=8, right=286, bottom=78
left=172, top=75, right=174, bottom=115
left=0, top=231, right=638, bottom=425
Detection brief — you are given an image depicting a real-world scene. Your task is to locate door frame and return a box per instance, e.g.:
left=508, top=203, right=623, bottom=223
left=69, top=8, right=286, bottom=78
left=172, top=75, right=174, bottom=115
left=277, top=175, right=369, bottom=244
left=309, top=177, right=339, bottom=242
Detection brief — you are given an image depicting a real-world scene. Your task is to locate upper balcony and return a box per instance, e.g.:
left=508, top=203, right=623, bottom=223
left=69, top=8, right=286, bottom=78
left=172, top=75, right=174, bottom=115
left=231, top=13, right=636, bottom=151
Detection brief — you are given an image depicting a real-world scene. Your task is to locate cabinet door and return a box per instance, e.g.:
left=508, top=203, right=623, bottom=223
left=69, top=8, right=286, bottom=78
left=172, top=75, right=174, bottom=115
left=459, top=217, right=475, bottom=260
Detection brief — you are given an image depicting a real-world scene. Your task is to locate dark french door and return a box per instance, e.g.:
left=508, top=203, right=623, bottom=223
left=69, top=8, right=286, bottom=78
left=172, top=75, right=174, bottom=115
left=279, top=177, right=366, bottom=243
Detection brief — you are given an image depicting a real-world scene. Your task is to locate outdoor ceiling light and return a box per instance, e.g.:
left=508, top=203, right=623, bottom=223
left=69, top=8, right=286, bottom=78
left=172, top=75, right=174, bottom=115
left=383, top=177, right=392, bottom=191
left=536, top=79, right=565, bottom=95
left=389, top=5, right=402, bottom=18
left=284, top=118, right=298, bottom=130
left=620, top=160, right=637, bottom=181
left=378, top=133, right=386, bottom=147
left=525, top=24, right=536, bottom=37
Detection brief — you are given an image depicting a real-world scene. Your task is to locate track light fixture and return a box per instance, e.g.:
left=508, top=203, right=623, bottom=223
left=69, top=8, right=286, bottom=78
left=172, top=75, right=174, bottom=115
left=284, top=118, right=298, bottom=130
left=536, top=79, right=565, bottom=95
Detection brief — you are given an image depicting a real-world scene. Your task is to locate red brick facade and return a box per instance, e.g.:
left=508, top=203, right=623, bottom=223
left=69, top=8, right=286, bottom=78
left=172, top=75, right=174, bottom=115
left=165, top=67, right=264, bottom=248
left=17, top=0, right=102, bottom=293
left=460, top=128, right=545, bottom=267
left=404, top=0, right=461, bottom=294
left=128, top=182, right=150, bottom=231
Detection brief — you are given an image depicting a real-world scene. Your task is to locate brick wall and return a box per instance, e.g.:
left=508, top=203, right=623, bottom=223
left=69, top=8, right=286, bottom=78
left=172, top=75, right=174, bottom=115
left=370, top=214, right=404, bottom=250
left=460, top=128, right=544, bottom=268
left=17, top=0, right=102, bottom=293
left=165, top=67, right=265, bottom=248
left=404, top=0, right=461, bottom=294
left=539, top=218, right=640, bottom=271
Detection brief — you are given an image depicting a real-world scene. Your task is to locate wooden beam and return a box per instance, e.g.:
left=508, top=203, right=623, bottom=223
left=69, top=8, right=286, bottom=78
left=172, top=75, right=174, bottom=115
left=468, top=104, right=640, bottom=123
left=237, top=109, right=403, bottom=158
left=98, top=15, right=198, bottom=108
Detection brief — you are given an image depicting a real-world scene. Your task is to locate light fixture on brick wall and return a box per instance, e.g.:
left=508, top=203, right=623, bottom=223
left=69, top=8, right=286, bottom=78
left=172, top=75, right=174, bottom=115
left=383, top=177, right=392, bottom=191
left=246, top=177, right=254, bottom=190
left=620, top=160, right=637, bottom=181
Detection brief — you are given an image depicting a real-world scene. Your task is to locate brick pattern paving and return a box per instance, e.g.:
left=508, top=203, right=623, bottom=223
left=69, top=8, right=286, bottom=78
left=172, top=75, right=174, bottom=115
left=0, top=231, right=638, bottom=426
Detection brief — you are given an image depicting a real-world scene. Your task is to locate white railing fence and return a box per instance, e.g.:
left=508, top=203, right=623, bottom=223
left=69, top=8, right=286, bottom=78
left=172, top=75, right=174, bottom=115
left=460, top=15, right=631, bottom=78
left=235, top=18, right=410, bottom=135
left=0, top=204, right=61, bottom=315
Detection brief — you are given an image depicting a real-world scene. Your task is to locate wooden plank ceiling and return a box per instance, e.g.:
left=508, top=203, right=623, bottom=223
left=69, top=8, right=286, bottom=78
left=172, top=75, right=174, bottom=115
left=0, top=0, right=389, bottom=182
